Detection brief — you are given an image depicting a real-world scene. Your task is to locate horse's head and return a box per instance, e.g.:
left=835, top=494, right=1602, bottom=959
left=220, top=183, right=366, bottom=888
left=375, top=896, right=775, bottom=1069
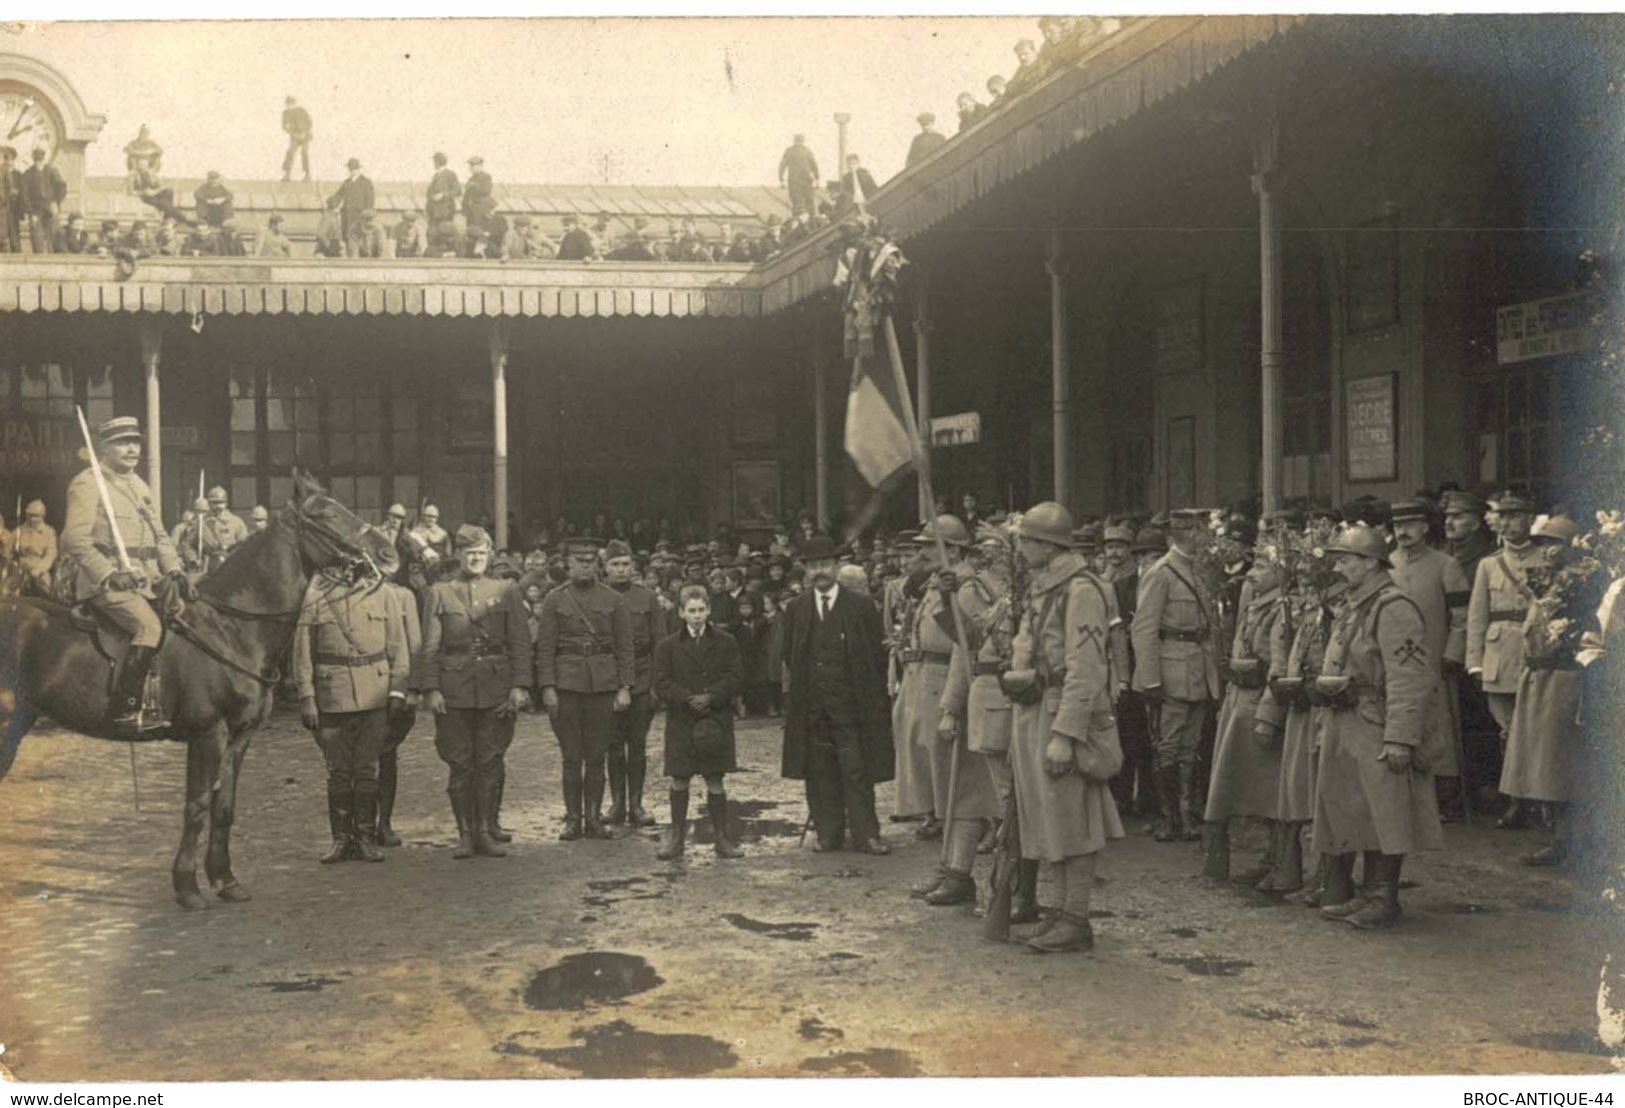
left=284, top=469, right=396, bottom=579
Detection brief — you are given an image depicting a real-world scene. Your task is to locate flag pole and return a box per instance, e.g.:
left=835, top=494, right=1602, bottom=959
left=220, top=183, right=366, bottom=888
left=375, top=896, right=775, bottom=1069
left=882, top=315, right=972, bottom=868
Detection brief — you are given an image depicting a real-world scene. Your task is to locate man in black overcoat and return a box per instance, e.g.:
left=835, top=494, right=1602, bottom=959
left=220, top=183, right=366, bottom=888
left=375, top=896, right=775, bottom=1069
left=780, top=534, right=893, bottom=854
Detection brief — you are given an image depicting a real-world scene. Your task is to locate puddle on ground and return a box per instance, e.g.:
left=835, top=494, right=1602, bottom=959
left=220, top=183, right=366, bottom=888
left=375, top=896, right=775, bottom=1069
left=1235, top=1005, right=1296, bottom=1023
left=1333, top=1015, right=1378, bottom=1030
left=1510, top=1031, right=1619, bottom=1058
left=588, top=877, right=651, bottom=892
left=822, top=952, right=862, bottom=962
left=798, top=1017, right=844, bottom=1041
left=1166, top=926, right=1201, bottom=938
left=1153, top=954, right=1253, bottom=977
left=693, top=800, right=802, bottom=845
left=253, top=974, right=345, bottom=993
left=800, top=868, right=868, bottom=881
left=722, top=912, right=820, bottom=942
left=522, top=952, right=664, bottom=1011
left=1431, top=902, right=1498, bottom=915
left=497, top=1020, right=737, bottom=1077
left=800, top=1048, right=922, bottom=1077
left=581, top=875, right=670, bottom=911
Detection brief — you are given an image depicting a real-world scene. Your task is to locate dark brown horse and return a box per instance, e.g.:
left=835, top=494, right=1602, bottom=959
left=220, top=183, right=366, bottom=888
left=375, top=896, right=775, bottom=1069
left=0, top=471, right=392, bottom=909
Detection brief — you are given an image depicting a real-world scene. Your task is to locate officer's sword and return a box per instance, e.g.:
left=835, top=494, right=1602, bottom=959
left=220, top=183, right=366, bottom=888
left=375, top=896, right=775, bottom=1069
left=76, top=406, right=143, bottom=810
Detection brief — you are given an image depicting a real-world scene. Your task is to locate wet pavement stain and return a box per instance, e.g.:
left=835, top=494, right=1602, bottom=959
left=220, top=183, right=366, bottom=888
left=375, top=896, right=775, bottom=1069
left=1167, top=926, right=1201, bottom=938
left=1432, top=902, right=1498, bottom=915
left=496, top=1020, right=738, bottom=1077
left=522, top=952, right=665, bottom=1011
left=1333, top=1015, right=1378, bottom=1030
left=1153, top=954, right=1254, bottom=977
left=798, top=1016, right=845, bottom=1041
left=254, top=974, right=345, bottom=993
left=722, top=912, right=821, bottom=942
left=1509, top=1031, right=1619, bottom=1058
left=800, top=868, right=868, bottom=881
left=822, top=952, right=862, bottom=962
left=800, top=1048, right=922, bottom=1077
left=1235, top=1005, right=1296, bottom=1023
left=581, top=876, right=670, bottom=911
left=587, top=877, right=651, bottom=892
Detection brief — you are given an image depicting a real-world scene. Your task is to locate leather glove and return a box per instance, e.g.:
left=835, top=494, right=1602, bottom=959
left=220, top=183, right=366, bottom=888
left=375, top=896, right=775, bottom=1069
left=613, top=687, right=632, bottom=713
left=540, top=687, right=560, bottom=714
left=423, top=689, right=447, bottom=716
left=167, top=570, right=197, bottom=601
left=1142, top=683, right=1165, bottom=704
left=105, top=570, right=143, bottom=592
left=299, top=696, right=321, bottom=731
left=1043, top=734, right=1075, bottom=778
left=1377, top=742, right=1413, bottom=774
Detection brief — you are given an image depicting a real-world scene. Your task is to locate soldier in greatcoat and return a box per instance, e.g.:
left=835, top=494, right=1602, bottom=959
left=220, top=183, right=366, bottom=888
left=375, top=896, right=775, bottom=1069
left=200, top=485, right=249, bottom=574
left=1501, top=515, right=1591, bottom=866
left=416, top=525, right=532, bottom=859
left=60, top=416, right=191, bottom=737
left=1001, top=503, right=1126, bottom=954
left=536, top=536, right=635, bottom=841
left=889, top=535, right=941, bottom=830
left=295, top=556, right=411, bottom=863
left=1202, top=560, right=1287, bottom=883
left=605, top=538, right=665, bottom=827
left=13, top=499, right=58, bottom=595
left=1132, top=508, right=1221, bottom=842
left=1465, top=490, right=1545, bottom=828
left=1311, top=525, right=1443, bottom=930
left=1388, top=498, right=1472, bottom=820
left=371, top=541, right=422, bottom=848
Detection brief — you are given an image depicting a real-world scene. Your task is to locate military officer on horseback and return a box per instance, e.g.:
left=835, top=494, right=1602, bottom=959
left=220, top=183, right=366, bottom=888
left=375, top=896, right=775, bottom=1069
left=60, top=415, right=192, bottom=739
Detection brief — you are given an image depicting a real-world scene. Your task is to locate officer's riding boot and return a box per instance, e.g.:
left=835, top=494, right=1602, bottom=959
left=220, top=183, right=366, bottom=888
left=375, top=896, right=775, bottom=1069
left=1286, top=853, right=1329, bottom=907
left=1027, top=853, right=1096, bottom=954
left=1347, top=854, right=1403, bottom=929
left=1322, top=851, right=1377, bottom=920
left=915, top=814, right=943, bottom=841
left=1177, top=764, right=1203, bottom=841
left=1009, top=859, right=1042, bottom=925
left=485, top=762, right=513, bottom=843
left=606, top=746, right=628, bottom=825
left=656, top=789, right=688, bottom=860
left=375, top=756, right=402, bottom=847
left=450, top=782, right=477, bottom=860
left=1232, top=819, right=1279, bottom=885
left=1202, top=818, right=1231, bottom=882
left=709, top=792, right=744, bottom=859
left=110, top=644, right=161, bottom=740
left=319, top=785, right=352, bottom=864
left=583, top=760, right=614, bottom=839
left=627, top=758, right=655, bottom=828
left=1261, top=821, right=1304, bottom=894
left=559, top=764, right=584, bottom=842
left=351, top=784, right=385, bottom=862
left=1153, top=766, right=1182, bottom=842
left=925, top=819, right=980, bottom=905
left=1317, top=852, right=1358, bottom=918
left=473, top=774, right=508, bottom=858
left=1013, top=861, right=1064, bottom=943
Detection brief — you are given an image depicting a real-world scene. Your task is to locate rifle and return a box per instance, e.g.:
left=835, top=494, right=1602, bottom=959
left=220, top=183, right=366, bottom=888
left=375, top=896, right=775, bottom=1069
left=981, top=787, right=1022, bottom=942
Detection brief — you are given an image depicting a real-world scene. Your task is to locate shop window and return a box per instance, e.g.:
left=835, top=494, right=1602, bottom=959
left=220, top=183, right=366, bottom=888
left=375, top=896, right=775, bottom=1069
left=16, top=363, right=114, bottom=426
left=1107, top=436, right=1151, bottom=513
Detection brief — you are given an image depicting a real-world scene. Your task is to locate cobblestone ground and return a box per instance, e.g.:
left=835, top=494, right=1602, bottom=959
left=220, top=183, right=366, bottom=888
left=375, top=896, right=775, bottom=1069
left=0, top=706, right=1618, bottom=1081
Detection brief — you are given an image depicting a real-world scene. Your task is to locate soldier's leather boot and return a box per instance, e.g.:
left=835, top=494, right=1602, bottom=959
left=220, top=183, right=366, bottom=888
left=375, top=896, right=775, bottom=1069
left=915, top=815, right=943, bottom=841
left=911, top=868, right=948, bottom=899
left=1152, top=766, right=1182, bottom=842
left=1322, top=851, right=1377, bottom=920
left=709, top=792, right=743, bottom=859
left=351, top=784, right=386, bottom=862
left=1521, top=806, right=1567, bottom=866
left=1317, top=852, right=1357, bottom=917
left=1009, top=860, right=1041, bottom=925
left=1025, top=912, right=1094, bottom=953
left=1027, top=854, right=1097, bottom=952
left=485, top=762, right=513, bottom=843
left=1232, top=819, right=1279, bottom=885
left=656, top=789, right=688, bottom=861
left=1177, top=764, right=1202, bottom=841
left=583, top=762, right=614, bottom=839
left=627, top=758, right=655, bottom=827
left=473, top=776, right=508, bottom=858
left=110, top=645, right=164, bottom=741
left=606, top=748, right=628, bottom=825
left=1286, top=853, right=1329, bottom=907
left=925, top=869, right=976, bottom=906
left=376, top=756, right=402, bottom=847
left=450, top=783, right=477, bottom=860
left=1260, top=821, right=1304, bottom=894
left=1435, top=775, right=1467, bottom=823
left=1347, top=854, right=1403, bottom=929
left=1496, top=797, right=1530, bottom=830
left=1202, top=818, right=1231, bottom=882
left=320, top=785, right=352, bottom=864
left=559, top=768, right=584, bottom=842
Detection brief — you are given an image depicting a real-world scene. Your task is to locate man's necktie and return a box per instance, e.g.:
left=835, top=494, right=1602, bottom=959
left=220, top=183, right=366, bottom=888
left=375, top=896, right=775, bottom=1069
left=820, top=594, right=830, bottom=621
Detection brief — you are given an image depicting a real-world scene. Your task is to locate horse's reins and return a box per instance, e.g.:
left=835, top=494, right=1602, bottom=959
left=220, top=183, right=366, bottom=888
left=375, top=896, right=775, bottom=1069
left=167, top=502, right=372, bottom=688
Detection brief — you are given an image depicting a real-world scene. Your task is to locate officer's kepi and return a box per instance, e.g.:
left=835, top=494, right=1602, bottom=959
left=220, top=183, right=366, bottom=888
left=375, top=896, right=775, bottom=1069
left=455, top=524, right=492, bottom=552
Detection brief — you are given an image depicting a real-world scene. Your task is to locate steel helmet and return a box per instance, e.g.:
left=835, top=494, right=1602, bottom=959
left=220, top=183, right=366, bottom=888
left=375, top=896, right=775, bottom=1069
left=1017, top=501, right=1075, bottom=548
left=207, top=485, right=228, bottom=503
left=1531, top=514, right=1579, bottom=544
left=1323, top=524, right=1392, bottom=568
left=919, top=513, right=972, bottom=548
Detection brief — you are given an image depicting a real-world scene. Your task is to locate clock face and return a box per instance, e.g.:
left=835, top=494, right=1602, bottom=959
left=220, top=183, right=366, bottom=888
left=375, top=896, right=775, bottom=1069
left=0, top=85, right=61, bottom=164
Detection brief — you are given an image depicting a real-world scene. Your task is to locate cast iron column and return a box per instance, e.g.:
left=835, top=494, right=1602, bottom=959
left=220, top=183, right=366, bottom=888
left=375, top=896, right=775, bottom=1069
left=1046, top=227, right=1071, bottom=509
left=489, top=321, right=509, bottom=550
left=1253, top=117, right=1283, bottom=515
left=138, top=318, right=163, bottom=517
left=914, top=270, right=932, bottom=522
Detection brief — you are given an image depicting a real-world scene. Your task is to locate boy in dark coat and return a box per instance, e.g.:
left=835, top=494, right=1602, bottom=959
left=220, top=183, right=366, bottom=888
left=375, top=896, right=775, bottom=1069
left=652, top=585, right=744, bottom=860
